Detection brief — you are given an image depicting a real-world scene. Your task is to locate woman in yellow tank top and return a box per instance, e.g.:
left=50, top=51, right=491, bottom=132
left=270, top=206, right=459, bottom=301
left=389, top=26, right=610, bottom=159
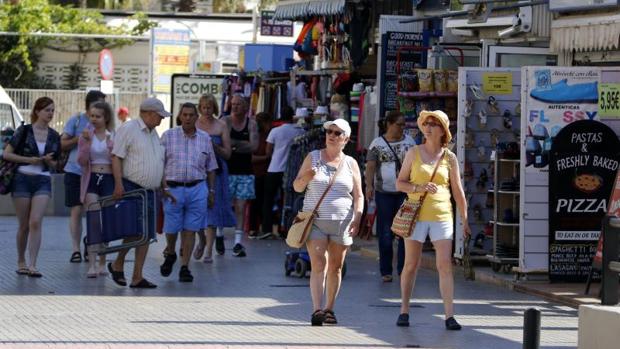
left=395, top=110, right=471, bottom=330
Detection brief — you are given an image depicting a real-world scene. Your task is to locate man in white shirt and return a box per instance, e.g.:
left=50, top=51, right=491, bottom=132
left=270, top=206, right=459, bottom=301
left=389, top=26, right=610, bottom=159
left=259, top=106, right=304, bottom=239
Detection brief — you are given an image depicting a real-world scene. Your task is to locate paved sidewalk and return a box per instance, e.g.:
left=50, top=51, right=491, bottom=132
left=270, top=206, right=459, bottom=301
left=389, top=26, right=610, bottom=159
left=0, top=217, right=578, bottom=348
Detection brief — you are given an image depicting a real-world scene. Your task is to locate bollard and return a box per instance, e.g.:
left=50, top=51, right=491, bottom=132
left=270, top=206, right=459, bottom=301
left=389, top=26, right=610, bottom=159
left=523, top=308, right=540, bottom=349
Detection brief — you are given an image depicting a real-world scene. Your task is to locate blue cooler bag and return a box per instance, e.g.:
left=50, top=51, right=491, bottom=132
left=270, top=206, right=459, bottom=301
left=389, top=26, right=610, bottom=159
left=86, top=198, right=143, bottom=244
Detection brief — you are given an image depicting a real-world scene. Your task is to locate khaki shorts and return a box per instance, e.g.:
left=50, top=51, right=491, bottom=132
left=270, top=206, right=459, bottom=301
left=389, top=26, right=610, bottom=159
left=308, top=219, right=353, bottom=246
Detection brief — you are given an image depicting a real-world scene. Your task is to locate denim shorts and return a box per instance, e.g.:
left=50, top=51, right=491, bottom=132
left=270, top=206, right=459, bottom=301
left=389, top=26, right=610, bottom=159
left=11, top=172, right=52, bottom=198
left=228, top=175, right=255, bottom=200
left=86, top=173, right=115, bottom=198
left=163, top=182, right=207, bottom=233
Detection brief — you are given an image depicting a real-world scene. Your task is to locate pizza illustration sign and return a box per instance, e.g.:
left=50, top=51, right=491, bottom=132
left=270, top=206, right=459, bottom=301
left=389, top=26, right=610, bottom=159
left=549, top=119, right=620, bottom=281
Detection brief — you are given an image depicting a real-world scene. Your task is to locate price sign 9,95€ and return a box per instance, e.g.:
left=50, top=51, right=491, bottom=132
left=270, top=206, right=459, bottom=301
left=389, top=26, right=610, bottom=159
left=599, top=83, right=620, bottom=118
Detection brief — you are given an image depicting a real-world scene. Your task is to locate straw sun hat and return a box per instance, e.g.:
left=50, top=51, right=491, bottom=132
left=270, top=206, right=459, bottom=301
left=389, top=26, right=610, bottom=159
left=417, top=110, right=452, bottom=144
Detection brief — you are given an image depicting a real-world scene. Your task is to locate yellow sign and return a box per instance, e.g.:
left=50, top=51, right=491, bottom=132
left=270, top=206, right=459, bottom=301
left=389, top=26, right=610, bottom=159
left=599, top=83, right=620, bottom=118
left=482, top=72, right=513, bottom=95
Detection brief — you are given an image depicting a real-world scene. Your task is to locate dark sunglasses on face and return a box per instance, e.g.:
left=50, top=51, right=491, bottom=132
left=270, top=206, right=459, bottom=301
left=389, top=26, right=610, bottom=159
left=326, top=129, right=343, bottom=137
left=422, top=121, right=441, bottom=128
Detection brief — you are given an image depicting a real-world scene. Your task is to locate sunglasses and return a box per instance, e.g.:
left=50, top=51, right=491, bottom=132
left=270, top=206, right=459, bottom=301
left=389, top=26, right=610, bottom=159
left=422, top=121, right=441, bottom=128
left=326, top=129, right=344, bottom=137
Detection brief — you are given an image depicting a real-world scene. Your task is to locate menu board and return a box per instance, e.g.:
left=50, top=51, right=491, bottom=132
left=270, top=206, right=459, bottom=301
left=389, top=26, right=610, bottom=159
left=378, top=31, right=424, bottom=121
left=548, top=119, right=620, bottom=281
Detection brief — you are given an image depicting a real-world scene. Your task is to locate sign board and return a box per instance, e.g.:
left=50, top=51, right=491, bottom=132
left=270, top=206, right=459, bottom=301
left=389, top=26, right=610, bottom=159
left=379, top=31, right=424, bottom=123
left=599, top=83, right=620, bottom=118
left=98, top=49, right=114, bottom=81
left=151, top=28, right=191, bottom=94
left=549, top=0, right=618, bottom=12
left=170, top=73, right=226, bottom=127
left=260, top=10, right=293, bottom=37
left=548, top=119, right=620, bottom=282
left=100, top=80, right=114, bottom=95
left=523, top=67, right=601, bottom=174
left=482, top=72, right=513, bottom=95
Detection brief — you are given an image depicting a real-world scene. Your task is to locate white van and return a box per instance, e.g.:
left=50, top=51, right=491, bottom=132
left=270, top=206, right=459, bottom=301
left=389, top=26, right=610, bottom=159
left=0, top=85, right=24, bottom=154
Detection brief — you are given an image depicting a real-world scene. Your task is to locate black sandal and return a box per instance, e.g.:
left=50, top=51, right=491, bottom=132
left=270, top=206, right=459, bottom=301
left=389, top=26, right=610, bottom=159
left=311, top=309, right=325, bottom=326
left=323, top=309, right=337, bottom=325
left=107, top=262, right=127, bottom=286
left=130, top=278, right=157, bottom=289
left=70, top=251, right=82, bottom=263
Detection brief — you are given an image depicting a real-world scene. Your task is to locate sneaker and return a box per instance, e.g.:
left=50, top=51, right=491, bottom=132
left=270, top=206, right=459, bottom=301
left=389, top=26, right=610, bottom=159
left=178, top=266, right=193, bottom=283
left=530, top=79, right=598, bottom=104
left=396, top=313, right=409, bottom=327
left=232, top=243, right=246, bottom=257
left=215, top=236, right=225, bottom=255
left=257, top=231, right=272, bottom=240
left=248, top=231, right=258, bottom=239
left=160, top=252, right=177, bottom=277
left=445, top=316, right=462, bottom=330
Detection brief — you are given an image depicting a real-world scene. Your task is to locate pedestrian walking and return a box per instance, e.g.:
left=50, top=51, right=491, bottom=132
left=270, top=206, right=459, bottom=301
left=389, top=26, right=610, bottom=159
left=4, top=97, right=61, bottom=277
left=76, top=101, right=115, bottom=278
left=365, top=111, right=416, bottom=282
left=194, top=94, right=235, bottom=261
left=160, top=103, right=217, bottom=282
left=61, top=90, right=106, bottom=263
left=250, top=111, right=272, bottom=239
left=107, top=97, right=169, bottom=289
left=395, top=110, right=471, bottom=330
left=223, top=95, right=258, bottom=257
left=293, top=119, right=363, bottom=326
left=117, top=106, right=131, bottom=125
left=260, top=106, right=304, bottom=239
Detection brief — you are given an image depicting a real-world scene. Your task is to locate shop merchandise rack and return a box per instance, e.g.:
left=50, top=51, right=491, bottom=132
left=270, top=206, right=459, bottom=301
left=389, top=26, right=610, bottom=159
left=455, top=68, right=522, bottom=267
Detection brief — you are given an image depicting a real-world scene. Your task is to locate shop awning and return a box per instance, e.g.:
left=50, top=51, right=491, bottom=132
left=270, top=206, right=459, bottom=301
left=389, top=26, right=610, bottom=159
left=550, top=13, right=620, bottom=52
left=273, top=0, right=346, bottom=20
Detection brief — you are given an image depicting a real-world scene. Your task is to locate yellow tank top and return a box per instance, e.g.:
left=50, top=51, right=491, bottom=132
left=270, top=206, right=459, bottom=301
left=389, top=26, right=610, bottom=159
left=407, top=147, right=453, bottom=222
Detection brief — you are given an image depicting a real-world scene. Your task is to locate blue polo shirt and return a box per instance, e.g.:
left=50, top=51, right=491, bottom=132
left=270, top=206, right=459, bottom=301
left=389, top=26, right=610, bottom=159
left=63, top=112, right=90, bottom=175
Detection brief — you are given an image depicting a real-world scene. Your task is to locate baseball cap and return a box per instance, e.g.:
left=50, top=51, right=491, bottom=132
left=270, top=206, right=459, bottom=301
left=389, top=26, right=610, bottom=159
left=140, top=98, right=171, bottom=118
left=117, top=106, right=129, bottom=115
left=323, top=119, right=351, bottom=137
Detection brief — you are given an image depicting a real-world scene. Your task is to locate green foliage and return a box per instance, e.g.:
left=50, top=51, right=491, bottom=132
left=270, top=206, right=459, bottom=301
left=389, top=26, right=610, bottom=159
left=0, top=0, right=157, bottom=88
left=213, top=0, right=246, bottom=13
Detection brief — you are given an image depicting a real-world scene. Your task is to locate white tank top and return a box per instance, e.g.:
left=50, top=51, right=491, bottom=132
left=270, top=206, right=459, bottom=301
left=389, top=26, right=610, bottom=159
left=90, top=135, right=111, bottom=165
left=302, top=150, right=354, bottom=221
left=18, top=141, right=50, bottom=176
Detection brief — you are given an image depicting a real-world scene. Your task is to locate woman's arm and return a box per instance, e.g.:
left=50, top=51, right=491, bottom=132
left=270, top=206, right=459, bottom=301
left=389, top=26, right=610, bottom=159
left=364, top=159, right=376, bottom=201
left=2, top=144, right=40, bottom=165
left=293, top=153, right=315, bottom=193
left=76, top=132, right=91, bottom=167
left=349, top=158, right=364, bottom=237
left=448, top=152, right=471, bottom=236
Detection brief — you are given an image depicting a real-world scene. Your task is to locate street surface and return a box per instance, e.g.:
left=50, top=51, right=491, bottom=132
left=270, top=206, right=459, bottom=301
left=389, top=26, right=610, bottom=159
left=0, top=217, right=577, bottom=348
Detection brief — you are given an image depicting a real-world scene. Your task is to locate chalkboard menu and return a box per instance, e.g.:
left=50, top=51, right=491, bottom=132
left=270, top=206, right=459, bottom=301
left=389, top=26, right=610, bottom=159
left=549, top=119, right=620, bottom=282
left=378, top=31, right=424, bottom=121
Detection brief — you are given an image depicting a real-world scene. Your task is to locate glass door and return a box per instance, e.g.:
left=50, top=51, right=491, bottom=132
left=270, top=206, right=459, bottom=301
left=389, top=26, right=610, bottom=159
left=489, top=46, right=557, bottom=68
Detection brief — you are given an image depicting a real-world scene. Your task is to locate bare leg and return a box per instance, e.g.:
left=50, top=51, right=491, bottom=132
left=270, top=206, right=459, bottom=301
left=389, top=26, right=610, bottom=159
left=324, top=242, right=348, bottom=311
left=84, top=193, right=100, bottom=276
left=194, top=229, right=206, bottom=259
left=180, top=231, right=195, bottom=267
left=233, top=199, right=244, bottom=232
left=306, top=239, right=328, bottom=311
left=13, top=197, right=31, bottom=270
left=164, top=233, right=178, bottom=256
left=27, top=195, right=50, bottom=271
left=400, top=239, right=423, bottom=314
left=433, top=239, right=455, bottom=319
left=204, top=227, right=215, bottom=258
left=131, top=244, right=149, bottom=284
left=69, top=205, right=83, bottom=253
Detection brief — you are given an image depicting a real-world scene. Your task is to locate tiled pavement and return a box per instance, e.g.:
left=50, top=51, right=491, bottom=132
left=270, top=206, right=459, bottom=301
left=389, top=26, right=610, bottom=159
left=0, top=217, right=578, bottom=348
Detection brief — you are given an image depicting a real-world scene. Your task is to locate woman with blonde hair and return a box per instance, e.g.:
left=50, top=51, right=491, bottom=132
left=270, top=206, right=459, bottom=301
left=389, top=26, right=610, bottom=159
left=293, top=119, right=363, bottom=326
left=194, top=94, right=235, bottom=261
left=77, top=101, right=115, bottom=278
left=395, top=110, right=471, bottom=330
left=3, top=97, right=61, bottom=277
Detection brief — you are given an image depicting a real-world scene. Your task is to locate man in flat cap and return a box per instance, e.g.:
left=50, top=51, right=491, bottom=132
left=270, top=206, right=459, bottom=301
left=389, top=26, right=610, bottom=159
left=107, top=97, right=169, bottom=289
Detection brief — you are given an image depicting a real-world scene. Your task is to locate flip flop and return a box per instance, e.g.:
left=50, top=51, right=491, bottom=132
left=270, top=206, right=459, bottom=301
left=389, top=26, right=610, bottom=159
left=107, top=262, right=127, bottom=286
left=193, top=240, right=206, bottom=260
left=129, top=279, right=157, bottom=289
left=15, top=268, right=29, bottom=275
left=28, top=270, right=42, bottom=278
left=70, top=251, right=82, bottom=263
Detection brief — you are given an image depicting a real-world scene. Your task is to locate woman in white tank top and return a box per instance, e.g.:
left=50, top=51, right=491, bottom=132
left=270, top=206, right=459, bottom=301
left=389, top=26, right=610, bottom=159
left=293, top=119, right=363, bottom=326
left=77, top=101, right=115, bottom=278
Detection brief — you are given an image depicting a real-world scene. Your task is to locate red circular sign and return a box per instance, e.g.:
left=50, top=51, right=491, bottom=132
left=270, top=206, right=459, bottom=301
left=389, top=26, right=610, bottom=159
left=98, top=49, right=114, bottom=80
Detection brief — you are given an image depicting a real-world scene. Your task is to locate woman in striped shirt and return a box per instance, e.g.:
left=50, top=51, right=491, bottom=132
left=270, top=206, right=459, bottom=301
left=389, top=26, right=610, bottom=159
left=293, top=119, right=363, bottom=326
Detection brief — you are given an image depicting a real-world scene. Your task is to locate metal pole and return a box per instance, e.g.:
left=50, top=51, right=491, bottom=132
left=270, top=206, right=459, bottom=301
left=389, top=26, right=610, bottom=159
left=602, top=216, right=620, bottom=305
left=523, top=308, right=540, bottom=349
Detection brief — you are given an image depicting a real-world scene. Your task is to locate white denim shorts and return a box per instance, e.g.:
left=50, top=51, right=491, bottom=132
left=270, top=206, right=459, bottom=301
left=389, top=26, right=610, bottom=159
left=409, top=220, right=453, bottom=242
left=308, top=219, right=353, bottom=246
